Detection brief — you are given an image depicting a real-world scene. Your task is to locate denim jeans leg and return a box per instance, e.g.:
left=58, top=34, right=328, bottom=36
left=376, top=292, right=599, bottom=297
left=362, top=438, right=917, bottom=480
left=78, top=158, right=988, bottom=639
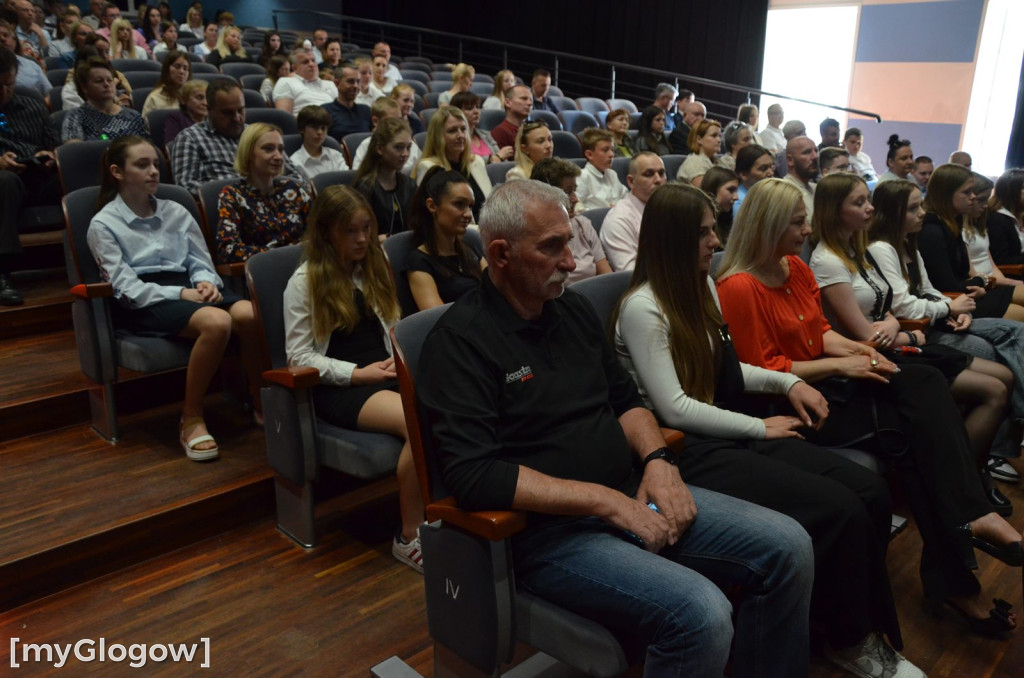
left=513, top=486, right=812, bottom=678
left=662, top=486, right=814, bottom=678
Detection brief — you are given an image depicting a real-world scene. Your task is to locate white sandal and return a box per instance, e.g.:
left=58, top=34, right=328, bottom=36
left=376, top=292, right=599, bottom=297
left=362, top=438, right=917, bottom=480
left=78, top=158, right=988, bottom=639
left=180, top=418, right=219, bottom=461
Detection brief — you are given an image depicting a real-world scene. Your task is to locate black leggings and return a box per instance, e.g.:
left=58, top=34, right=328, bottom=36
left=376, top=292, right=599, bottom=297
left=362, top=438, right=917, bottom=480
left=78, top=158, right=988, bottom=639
left=805, top=364, right=991, bottom=602
left=678, top=434, right=901, bottom=649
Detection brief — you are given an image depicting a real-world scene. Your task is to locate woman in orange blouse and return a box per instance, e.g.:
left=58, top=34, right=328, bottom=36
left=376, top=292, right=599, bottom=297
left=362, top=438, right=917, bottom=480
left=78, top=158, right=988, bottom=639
left=716, top=178, right=1022, bottom=638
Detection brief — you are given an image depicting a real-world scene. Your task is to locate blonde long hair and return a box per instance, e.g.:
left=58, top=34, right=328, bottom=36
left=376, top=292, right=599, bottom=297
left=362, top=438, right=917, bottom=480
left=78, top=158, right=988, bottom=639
left=303, top=186, right=399, bottom=343
left=416, top=106, right=473, bottom=179
left=717, top=178, right=803, bottom=280
left=215, top=26, right=246, bottom=58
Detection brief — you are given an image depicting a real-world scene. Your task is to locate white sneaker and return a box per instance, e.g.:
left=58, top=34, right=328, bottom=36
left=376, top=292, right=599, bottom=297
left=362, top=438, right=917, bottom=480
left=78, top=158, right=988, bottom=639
left=392, top=534, right=423, bottom=574
left=826, top=633, right=926, bottom=678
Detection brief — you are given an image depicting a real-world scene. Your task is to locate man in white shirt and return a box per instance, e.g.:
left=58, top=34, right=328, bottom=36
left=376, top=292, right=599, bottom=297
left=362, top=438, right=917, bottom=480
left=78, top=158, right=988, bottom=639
left=600, top=152, right=666, bottom=271
left=273, top=48, right=338, bottom=116
left=576, top=128, right=627, bottom=211
left=760, top=103, right=786, bottom=155
left=782, top=136, right=818, bottom=219
left=372, top=41, right=403, bottom=82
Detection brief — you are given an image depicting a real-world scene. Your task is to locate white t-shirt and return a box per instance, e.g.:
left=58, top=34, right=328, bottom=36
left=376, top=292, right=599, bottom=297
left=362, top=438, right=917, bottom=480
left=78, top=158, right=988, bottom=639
left=290, top=146, right=350, bottom=178
left=272, top=76, right=339, bottom=115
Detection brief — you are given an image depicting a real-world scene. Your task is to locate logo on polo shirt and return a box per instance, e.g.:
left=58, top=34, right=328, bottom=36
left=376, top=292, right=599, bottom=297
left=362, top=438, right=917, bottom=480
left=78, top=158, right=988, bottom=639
left=505, top=365, right=534, bottom=384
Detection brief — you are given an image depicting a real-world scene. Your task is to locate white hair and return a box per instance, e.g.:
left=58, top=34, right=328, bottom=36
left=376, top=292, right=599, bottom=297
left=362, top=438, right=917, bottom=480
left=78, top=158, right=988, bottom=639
left=479, top=180, right=566, bottom=248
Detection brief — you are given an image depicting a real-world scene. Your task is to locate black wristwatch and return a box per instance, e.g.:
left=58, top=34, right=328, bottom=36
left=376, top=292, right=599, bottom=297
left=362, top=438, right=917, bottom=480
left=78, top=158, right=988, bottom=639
left=642, top=447, right=677, bottom=468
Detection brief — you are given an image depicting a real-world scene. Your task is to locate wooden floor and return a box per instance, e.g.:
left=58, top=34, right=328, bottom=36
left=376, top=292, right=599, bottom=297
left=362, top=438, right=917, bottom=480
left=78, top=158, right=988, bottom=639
left=1, top=269, right=1024, bottom=677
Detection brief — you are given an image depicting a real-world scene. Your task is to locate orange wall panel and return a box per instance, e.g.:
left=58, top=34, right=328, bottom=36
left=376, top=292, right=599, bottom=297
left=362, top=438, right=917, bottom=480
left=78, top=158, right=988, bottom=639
left=848, top=62, right=975, bottom=124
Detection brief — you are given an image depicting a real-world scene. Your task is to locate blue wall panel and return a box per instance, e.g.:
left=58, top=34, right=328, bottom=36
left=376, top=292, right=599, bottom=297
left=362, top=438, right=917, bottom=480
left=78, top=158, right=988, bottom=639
left=852, top=120, right=963, bottom=172
left=855, top=0, right=984, bottom=63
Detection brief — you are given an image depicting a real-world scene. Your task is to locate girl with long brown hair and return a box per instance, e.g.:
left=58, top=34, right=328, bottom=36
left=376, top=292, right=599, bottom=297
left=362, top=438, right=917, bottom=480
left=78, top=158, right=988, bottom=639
left=614, top=182, right=915, bottom=675
left=283, top=185, right=424, bottom=572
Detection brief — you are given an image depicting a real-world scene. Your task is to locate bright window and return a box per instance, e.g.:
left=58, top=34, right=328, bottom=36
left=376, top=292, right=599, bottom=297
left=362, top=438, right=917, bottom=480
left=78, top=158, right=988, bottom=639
left=759, top=5, right=860, bottom=145
left=962, top=0, right=1024, bottom=176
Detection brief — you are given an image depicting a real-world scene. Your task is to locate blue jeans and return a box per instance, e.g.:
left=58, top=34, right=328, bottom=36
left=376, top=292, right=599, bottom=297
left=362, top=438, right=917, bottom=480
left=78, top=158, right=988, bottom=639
left=512, top=486, right=814, bottom=678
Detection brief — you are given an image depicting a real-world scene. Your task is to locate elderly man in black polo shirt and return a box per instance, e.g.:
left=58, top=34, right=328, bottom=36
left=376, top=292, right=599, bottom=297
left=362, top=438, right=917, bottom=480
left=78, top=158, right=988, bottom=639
left=0, top=47, right=60, bottom=305
left=417, top=180, right=814, bottom=676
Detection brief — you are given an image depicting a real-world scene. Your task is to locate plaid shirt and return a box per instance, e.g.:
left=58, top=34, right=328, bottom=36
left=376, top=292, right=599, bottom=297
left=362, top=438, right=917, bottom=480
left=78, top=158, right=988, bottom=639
left=0, top=94, right=59, bottom=158
left=172, top=119, right=307, bottom=198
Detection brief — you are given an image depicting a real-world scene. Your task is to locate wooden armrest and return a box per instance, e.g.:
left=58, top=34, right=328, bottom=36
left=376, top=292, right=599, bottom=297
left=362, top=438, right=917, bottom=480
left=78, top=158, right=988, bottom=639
left=69, top=282, right=113, bottom=299
left=898, top=318, right=929, bottom=333
left=943, top=292, right=963, bottom=300
left=216, top=262, right=247, bottom=277
left=262, top=366, right=320, bottom=389
left=998, top=264, right=1024, bottom=278
left=660, top=427, right=685, bottom=453
left=425, top=496, right=527, bottom=541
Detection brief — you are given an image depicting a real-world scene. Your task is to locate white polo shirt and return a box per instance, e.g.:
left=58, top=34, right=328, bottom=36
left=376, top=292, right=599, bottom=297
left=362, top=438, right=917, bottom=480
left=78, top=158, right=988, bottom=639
left=272, top=75, right=339, bottom=115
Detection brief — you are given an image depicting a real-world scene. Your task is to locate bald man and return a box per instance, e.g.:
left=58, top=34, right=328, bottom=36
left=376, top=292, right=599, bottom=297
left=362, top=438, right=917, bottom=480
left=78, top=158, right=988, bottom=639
left=782, top=136, right=818, bottom=219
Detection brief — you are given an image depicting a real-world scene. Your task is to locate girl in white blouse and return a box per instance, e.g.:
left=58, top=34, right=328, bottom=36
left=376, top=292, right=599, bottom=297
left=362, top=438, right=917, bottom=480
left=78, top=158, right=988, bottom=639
left=282, top=185, right=424, bottom=572
left=87, top=136, right=262, bottom=461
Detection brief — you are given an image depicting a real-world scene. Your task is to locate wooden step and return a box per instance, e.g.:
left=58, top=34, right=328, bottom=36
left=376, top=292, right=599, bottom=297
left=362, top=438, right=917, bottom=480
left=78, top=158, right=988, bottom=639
left=0, top=399, right=275, bottom=612
left=0, top=329, right=196, bottom=442
left=0, top=268, right=73, bottom=340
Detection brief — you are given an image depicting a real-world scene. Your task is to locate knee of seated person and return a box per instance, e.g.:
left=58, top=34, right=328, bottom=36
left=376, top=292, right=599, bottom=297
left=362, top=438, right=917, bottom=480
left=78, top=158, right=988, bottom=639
left=194, top=306, right=232, bottom=336
left=653, top=582, right=734, bottom=658
left=228, top=299, right=254, bottom=325
left=766, top=513, right=814, bottom=577
left=0, top=169, right=25, bottom=192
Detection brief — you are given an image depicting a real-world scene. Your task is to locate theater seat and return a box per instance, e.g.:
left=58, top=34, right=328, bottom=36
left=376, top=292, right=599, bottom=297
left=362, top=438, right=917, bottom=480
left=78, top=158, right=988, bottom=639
left=551, top=130, right=582, bottom=158
left=246, top=245, right=403, bottom=548
left=559, top=110, right=599, bottom=136
left=387, top=305, right=637, bottom=678
left=63, top=185, right=201, bottom=441
left=382, top=230, right=483, bottom=318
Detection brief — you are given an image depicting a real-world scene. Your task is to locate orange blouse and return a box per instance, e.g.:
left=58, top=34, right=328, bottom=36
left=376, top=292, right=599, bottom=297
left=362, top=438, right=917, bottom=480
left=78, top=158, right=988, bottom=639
left=716, top=255, right=832, bottom=373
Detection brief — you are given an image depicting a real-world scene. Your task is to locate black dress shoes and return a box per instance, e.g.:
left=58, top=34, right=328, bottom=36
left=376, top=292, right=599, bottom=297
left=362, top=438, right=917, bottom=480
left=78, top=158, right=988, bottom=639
left=0, top=274, right=23, bottom=306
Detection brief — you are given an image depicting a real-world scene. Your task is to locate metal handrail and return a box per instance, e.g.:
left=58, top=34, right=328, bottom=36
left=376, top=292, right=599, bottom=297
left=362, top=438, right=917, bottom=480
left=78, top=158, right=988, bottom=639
left=271, top=9, right=882, bottom=123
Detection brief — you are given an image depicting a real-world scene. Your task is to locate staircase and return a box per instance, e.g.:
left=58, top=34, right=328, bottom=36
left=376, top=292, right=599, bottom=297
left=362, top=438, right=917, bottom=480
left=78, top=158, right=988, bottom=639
left=0, top=268, right=276, bottom=613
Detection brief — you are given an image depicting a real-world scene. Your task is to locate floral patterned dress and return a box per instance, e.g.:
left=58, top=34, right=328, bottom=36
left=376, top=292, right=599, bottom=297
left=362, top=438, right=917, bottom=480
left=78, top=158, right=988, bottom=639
left=215, top=177, right=311, bottom=263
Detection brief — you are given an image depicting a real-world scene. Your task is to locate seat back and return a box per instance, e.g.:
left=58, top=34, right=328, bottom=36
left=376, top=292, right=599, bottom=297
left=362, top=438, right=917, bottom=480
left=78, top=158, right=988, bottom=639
left=145, top=108, right=177, bottom=150
left=478, top=109, right=505, bottom=131
left=559, top=110, right=598, bottom=136
left=245, top=245, right=304, bottom=370
left=46, top=68, right=68, bottom=87
left=57, top=139, right=172, bottom=193
left=131, top=86, right=153, bottom=112
left=424, top=91, right=442, bottom=107
left=391, top=303, right=453, bottom=504
left=552, top=130, right=582, bottom=158
left=113, top=59, right=161, bottom=72
left=311, top=170, right=357, bottom=195
left=342, top=132, right=370, bottom=161
left=242, top=88, right=267, bottom=109
left=239, top=73, right=265, bottom=91
left=550, top=95, right=577, bottom=111
left=486, top=161, right=514, bottom=187
left=580, top=207, right=611, bottom=235
left=400, top=70, right=430, bottom=84
left=196, top=177, right=238, bottom=257
left=606, top=98, right=638, bottom=114
left=190, top=62, right=219, bottom=74
left=221, top=62, right=266, bottom=79
left=661, top=154, right=685, bottom=181
left=125, top=71, right=160, bottom=89
left=529, top=110, right=561, bottom=131
left=575, top=97, right=610, bottom=116
left=399, top=79, right=428, bottom=97
left=611, top=156, right=631, bottom=186
left=245, top=107, right=298, bottom=134
left=570, top=269, right=631, bottom=329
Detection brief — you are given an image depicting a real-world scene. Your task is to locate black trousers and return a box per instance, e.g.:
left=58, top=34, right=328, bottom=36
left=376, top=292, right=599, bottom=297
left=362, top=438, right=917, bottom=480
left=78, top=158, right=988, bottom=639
left=0, top=167, right=62, bottom=265
left=804, top=364, right=991, bottom=602
left=676, top=434, right=901, bottom=650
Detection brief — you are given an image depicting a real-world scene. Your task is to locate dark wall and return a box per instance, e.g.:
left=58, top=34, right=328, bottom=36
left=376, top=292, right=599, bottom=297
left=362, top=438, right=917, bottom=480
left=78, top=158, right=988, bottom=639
left=340, top=0, right=769, bottom=102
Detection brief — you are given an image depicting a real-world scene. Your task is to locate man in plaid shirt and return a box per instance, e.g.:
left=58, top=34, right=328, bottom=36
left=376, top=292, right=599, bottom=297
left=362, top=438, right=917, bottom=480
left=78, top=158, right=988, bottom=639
left=172, top=79, right=306, bottom=200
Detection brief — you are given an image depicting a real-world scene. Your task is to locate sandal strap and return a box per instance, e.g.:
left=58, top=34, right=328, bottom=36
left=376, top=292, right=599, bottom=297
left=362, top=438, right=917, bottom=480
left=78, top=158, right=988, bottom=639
left=183, top=433, right=216, bottom=450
